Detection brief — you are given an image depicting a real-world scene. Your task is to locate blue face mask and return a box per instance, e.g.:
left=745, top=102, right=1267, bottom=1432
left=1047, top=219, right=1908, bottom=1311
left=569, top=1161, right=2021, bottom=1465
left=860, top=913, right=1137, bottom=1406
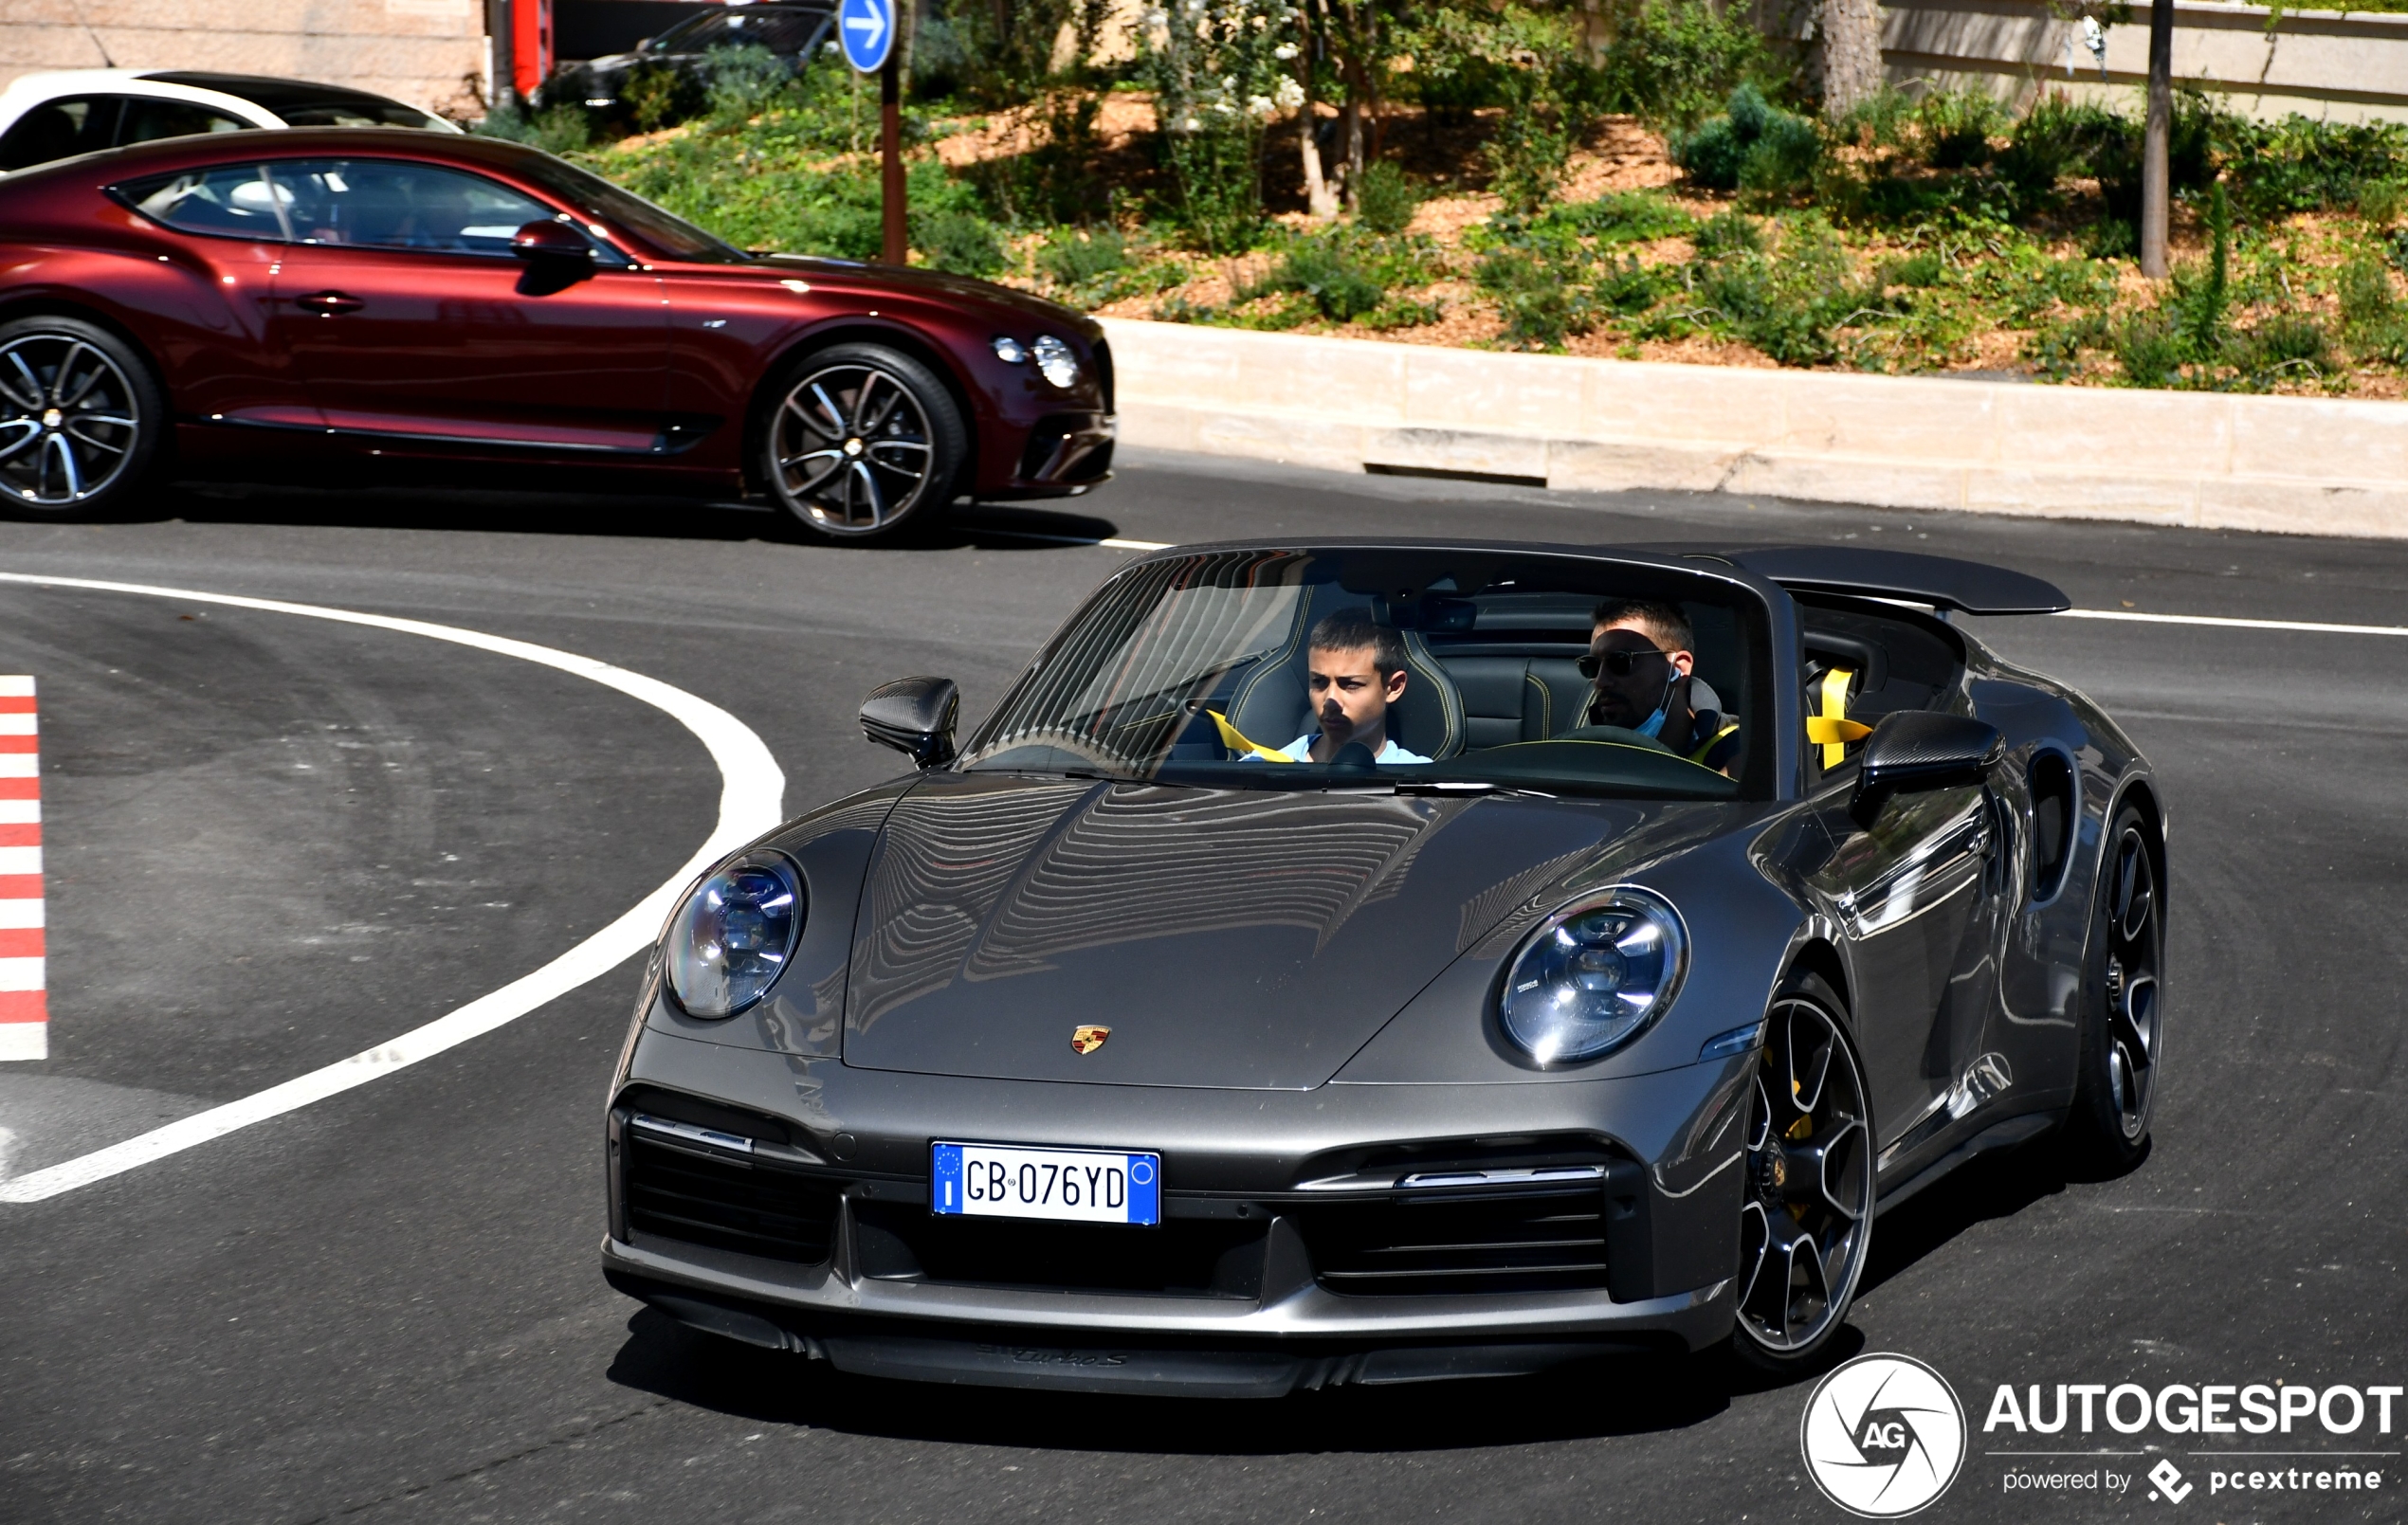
left=1633, top=669, right=1684, bottom=739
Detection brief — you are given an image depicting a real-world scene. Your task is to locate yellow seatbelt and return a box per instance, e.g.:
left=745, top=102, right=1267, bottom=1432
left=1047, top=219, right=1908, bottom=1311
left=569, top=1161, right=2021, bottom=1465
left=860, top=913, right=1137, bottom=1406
left=1804, top=667, right=1872, bottom=768
left=1687, top=719, right=1741, bottom=765
left=1206, top=710, right=1296, bottom=762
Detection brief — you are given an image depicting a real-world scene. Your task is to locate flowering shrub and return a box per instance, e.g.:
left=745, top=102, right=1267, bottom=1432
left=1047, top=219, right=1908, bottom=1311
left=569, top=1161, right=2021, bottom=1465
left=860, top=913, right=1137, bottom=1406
left=1140, top=0, right=1304, bottom=251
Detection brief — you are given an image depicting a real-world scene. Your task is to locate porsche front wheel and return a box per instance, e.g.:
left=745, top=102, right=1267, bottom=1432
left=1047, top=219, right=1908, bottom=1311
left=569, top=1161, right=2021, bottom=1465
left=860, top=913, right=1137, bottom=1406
left=760, top=344, right=966, bottom=541
left=0, top=316, right=164, bottom=520
left=1731, top=971, right=1875, bottom=1375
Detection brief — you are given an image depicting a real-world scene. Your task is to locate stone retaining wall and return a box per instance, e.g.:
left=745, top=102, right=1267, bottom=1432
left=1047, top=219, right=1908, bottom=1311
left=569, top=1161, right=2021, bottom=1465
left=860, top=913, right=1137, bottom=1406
left=1100, top=317, right=2408, bottom=539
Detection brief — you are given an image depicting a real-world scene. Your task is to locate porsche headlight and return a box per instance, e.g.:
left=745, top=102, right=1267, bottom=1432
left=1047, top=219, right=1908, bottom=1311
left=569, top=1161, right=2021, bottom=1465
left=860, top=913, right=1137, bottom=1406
left=666, top=851, right=804, bottom=1018
left=1031, top=334, right=1081, bottom=389
left=1499, top=887, right=1687, bottom=1065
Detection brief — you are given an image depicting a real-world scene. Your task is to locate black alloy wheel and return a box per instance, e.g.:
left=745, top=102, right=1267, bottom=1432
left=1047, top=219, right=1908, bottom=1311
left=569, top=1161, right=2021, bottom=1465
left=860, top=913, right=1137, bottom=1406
left=1732, top=971, right=1875, bottom=1374
left=761, top=343, right=966, bottom=540
left=2065, top=804, right=2163, bottom=1168
left=0, top=316, right=164, bottom=519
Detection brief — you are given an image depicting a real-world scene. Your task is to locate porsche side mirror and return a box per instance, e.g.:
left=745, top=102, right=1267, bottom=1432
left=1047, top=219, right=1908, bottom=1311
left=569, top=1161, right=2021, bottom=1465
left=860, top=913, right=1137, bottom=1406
left=511, top=219, right=593, bottom=263
left=1849, top=712, right=2003, bottom=826
left=861, top=677, right=958, bottom=768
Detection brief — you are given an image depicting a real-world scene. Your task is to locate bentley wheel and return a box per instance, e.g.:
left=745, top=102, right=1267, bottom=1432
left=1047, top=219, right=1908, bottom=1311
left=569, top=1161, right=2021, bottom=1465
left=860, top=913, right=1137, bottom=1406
left=2065, top=805, right=2162, bottom=1169
left=0, top=316, right=163, bottom=520
left=1732, top=971, right=1874, bottom=1374
left=760, top=343, right=965, bottom=541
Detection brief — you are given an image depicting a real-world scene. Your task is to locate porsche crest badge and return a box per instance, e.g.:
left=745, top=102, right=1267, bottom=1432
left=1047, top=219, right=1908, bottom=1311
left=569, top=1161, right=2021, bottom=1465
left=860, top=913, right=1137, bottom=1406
left=1069, top=1025, right=1111, bottom=1055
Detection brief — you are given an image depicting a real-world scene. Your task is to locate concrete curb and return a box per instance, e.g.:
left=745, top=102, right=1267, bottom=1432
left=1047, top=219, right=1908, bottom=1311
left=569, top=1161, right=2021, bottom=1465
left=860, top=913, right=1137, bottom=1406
left=1098, top=318, right=2408, bottom=539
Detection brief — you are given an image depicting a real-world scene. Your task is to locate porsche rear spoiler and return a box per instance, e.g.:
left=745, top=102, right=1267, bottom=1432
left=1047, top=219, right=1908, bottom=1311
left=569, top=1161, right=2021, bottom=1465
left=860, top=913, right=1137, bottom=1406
left=1659, top=546, right=2071, bottom=616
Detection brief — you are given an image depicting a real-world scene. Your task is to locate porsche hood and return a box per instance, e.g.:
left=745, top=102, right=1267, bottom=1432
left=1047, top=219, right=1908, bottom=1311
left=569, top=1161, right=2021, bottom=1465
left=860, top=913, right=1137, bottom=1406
left=839, top=773, right=1675, bottom=1090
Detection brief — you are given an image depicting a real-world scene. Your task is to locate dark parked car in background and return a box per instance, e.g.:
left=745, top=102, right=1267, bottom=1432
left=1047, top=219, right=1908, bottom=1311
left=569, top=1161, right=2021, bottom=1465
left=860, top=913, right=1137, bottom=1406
left=0, top=126, right=1113, bottom=536
left=538, top=1, right=836, bottom=119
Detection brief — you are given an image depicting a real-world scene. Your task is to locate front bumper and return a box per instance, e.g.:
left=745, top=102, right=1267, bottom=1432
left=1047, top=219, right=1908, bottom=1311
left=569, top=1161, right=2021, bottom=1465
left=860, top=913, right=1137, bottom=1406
left=603, top=1029, right=1748, bottom=1395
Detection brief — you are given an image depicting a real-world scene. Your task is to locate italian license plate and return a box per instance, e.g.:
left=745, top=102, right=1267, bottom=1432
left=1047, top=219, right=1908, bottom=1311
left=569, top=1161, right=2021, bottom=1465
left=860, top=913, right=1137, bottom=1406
left=930, top=1141, right=1159, bottom=1226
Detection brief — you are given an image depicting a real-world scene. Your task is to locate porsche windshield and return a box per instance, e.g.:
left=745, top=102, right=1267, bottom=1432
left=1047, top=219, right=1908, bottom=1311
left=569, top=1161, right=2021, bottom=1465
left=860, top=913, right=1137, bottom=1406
left=958, top=548, right=1773, bottom=800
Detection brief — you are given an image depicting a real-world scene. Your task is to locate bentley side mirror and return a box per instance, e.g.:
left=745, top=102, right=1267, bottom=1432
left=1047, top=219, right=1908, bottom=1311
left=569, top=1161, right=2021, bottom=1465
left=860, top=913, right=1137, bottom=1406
left=1849, top=712, right=2003, bottom=826
left=511, top=219, right=593, bottom=263
left=860, top=677, right=958, bottom=768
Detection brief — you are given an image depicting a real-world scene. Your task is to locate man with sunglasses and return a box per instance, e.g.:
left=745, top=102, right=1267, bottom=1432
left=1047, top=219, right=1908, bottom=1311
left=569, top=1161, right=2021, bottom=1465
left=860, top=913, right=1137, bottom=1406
left=1579, top=599, right=1742, bottom=776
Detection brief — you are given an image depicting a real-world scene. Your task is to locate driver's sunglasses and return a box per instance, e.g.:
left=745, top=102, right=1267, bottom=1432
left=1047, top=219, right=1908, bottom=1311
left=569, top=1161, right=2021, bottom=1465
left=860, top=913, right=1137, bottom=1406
left=1578, top=648, right=1670, bottom=680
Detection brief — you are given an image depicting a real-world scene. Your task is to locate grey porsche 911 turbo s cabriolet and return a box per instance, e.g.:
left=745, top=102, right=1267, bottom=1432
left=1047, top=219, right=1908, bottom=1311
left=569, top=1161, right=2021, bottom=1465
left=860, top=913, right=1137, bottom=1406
left=601, top=539, right=2164, bottom=1394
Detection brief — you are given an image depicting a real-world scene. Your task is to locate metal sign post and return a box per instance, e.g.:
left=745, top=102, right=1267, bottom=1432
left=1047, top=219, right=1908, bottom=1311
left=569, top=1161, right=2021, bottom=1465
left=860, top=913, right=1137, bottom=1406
left=837, top=0, right=903, bottom=265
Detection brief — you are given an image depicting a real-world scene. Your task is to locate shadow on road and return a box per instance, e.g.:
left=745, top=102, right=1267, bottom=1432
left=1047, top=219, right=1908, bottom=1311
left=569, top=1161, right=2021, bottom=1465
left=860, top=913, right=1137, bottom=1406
left=110, top=482, right=1129, bottom=552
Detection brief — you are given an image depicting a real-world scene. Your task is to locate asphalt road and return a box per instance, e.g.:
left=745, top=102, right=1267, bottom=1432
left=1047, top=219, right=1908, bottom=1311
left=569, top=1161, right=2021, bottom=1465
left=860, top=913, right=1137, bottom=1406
left=0, top=451, right=2401, bottom=1524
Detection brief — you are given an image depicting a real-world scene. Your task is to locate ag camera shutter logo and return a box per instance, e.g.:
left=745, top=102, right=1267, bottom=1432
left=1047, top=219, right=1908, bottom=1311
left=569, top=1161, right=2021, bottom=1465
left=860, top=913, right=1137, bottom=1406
left=1801, top=1353, right=1968, bottom=1516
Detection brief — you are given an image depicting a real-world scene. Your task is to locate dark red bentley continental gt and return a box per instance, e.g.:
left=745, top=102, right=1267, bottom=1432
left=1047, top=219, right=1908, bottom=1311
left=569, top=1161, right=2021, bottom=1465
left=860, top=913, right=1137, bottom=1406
left=0, top=128, right=1115, bottom=536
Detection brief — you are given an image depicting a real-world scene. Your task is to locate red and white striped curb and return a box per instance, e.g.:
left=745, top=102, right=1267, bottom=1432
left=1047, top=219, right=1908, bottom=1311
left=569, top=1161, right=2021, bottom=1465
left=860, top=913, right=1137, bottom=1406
left=0, top=676, right=42, bottom=1062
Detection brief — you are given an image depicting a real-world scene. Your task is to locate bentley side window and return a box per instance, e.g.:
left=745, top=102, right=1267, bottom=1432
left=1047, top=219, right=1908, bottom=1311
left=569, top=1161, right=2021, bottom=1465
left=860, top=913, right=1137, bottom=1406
left=114, top=164, right=293, bottom=241
left=265, top=159, right=558, bottom=257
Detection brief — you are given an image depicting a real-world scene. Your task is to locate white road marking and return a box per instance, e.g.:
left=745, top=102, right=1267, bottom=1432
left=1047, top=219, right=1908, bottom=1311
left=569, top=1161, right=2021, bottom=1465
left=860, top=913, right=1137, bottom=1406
left=0, top=956, right=42, bottom=991
left=0, top=845, right=39, bottom=874
left=0, top=573, right=785, bottom=1205
left=0, top=800, right=37, bottom=823
left=2057, top=608, right=2408, bottom=638
left=963, top=524, right=1172, bottom=552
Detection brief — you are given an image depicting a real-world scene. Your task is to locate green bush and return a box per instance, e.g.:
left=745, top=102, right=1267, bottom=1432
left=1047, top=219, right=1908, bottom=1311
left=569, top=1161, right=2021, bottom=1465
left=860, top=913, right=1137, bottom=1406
left=1549, top=190, right=1694, bottom=244
left=2236, top=314, right=2331, bottom=375
left=1476, top=247, right=1592, bottom=348
left=1270, top=240, right=1388, bottom=322
left=2360, top=178, right=2408, bottom=226
left=2113, top=315, right=2183, bottom=387
left=1916, top=88, right=2005, bottom=171
left=1355, top=161, right=1422, bottom=236
left=2219, top=113, right=2408, bottom=222
left=1598, top=0, right=1778, bottom=134
left=914, top=208, right=1009, bottom=276
left=476, top=99, right=595, bottom=154
left=1674, top=85, right=1819, bottom=195
left=1690, top=209, right=1763, bottom=257
left=1885, top=250, right=1944, bottom=288
left=1037, top=227, right=1130, bottom=291
left=702, top=45, right=793, bottom=123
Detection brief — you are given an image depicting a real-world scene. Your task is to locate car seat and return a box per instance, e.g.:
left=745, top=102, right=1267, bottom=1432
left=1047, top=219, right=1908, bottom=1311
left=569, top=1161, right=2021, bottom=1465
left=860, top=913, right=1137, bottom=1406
left=1223, top=624, right=1465, bottom=759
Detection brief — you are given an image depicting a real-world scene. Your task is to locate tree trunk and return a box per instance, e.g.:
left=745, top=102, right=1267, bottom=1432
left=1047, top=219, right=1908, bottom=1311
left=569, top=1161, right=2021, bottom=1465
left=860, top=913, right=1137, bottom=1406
left=1300, top=94, right=1339, bottom=216
left=1818, top=0, right=1884, bottom=118
left=2140, top=0, right=2175, bottom=278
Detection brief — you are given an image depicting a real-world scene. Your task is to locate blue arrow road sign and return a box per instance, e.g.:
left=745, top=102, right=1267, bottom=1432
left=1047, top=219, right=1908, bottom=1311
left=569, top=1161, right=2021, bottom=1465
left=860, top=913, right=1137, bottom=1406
left=837, top=0, right=895, bottom=73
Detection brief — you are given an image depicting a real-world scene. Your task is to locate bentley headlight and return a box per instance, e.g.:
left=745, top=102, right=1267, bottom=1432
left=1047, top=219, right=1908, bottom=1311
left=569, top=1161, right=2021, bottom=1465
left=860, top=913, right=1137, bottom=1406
left=1031, top=334, right=1081, bottom=389
left=1499, top=887, right=1687, bottom=1064
left=666, top=852, right=804, bottom=1019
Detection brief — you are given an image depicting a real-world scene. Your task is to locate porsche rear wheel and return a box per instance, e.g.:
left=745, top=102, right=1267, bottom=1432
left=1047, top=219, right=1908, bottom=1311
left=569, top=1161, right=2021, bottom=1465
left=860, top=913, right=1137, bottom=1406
left=1731, top=971, right=1874, bottom=1375
left=760, top=343, right=966, bottom=541
left=2064, top=805, right=2162, bottom=1170
left=0, top=316, right=164, bottom=520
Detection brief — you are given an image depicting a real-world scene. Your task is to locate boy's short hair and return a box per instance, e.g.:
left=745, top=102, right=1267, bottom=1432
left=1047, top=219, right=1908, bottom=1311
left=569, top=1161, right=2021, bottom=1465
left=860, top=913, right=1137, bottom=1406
left=1592, top=598, right=1694, bottom=654
left=1309, top=607, right=1409, bottom=680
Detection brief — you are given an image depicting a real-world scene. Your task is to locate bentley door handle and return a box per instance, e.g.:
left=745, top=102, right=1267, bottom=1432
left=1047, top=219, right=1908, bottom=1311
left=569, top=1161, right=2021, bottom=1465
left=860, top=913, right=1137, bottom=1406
left=295, top=290, right=364, bottom=315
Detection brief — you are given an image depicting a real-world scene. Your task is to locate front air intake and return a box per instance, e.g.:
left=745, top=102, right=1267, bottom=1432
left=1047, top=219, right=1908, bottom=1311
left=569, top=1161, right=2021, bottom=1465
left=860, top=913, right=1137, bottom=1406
left=623, top=1124, right=839, bottom=1265
left=1290, top=1183, right=1612, bottom=1296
